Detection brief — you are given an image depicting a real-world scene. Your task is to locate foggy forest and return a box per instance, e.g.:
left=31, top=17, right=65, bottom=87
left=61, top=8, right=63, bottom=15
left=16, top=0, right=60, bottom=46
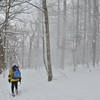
left=0, top=0, right=100, bottom=81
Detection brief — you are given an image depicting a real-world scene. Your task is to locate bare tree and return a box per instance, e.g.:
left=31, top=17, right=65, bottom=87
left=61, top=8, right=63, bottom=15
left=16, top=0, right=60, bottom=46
left=42, top=0, right=52, bottom=81
left=92, top=0, right=98, bottom=67
left=60, top=0, right=66, bottom=70
left=0, top=0, right=31, bottom=70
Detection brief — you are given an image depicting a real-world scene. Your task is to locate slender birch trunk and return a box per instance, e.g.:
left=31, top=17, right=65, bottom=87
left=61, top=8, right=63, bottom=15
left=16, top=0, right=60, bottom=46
left=92, top=0, right=97, bottom=67
left=60, top=0, right=66, bottom=69
left=42, top=0, right=52, bottom=81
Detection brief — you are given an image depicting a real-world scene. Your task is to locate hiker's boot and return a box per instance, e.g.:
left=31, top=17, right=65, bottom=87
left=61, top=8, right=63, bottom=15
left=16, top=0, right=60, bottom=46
left=16, top=90, right=18, bottom=95
left=12, top=93, right=15, bottom=97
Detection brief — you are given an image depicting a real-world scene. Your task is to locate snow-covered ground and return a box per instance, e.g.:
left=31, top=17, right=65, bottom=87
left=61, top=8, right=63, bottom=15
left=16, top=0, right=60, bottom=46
left=0, top=66, right=100, bottom=100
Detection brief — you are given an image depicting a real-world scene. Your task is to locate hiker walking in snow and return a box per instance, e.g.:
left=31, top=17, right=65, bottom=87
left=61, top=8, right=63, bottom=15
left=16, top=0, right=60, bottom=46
left=8, top=63, right=22, bottom=97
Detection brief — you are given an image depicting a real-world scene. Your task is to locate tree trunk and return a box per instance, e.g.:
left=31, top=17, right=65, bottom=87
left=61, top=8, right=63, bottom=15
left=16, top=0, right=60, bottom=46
left=83, top=0, right=87, bottom=66
left=42, top=0, right=52, bottom=81
left=22, top=31, right=25, bottom=68
left=73, top=0, right=79, bottom=71
left=92, top=0, right=97, bottom=67
left=0, top=33, right=5, bottom=74
left=56, top=0, right=60, bottom=69
left=87, top=0, right=92, bottom=68
left=60, top=0, right=66, bottom=69
left=95, top=0, right=99, bottom=66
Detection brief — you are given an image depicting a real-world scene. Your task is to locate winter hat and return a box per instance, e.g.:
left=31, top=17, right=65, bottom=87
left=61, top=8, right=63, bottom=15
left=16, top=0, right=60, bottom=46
left=12, top=63, right=17, bottom=68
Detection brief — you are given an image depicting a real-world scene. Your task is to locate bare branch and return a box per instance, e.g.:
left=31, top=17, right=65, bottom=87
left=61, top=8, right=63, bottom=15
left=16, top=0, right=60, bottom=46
left=25, top=1, right=44, bottom=13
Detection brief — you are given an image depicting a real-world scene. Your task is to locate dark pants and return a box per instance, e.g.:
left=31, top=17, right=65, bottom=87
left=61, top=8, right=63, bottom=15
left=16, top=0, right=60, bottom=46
left=11, top=81, right=18, bottom=93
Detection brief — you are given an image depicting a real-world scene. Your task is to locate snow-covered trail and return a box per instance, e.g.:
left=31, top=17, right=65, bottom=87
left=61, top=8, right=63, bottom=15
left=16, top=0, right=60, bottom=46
left=0, top=69, right=48, bottom=100
left=0, top=67, right=100, bottom=100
